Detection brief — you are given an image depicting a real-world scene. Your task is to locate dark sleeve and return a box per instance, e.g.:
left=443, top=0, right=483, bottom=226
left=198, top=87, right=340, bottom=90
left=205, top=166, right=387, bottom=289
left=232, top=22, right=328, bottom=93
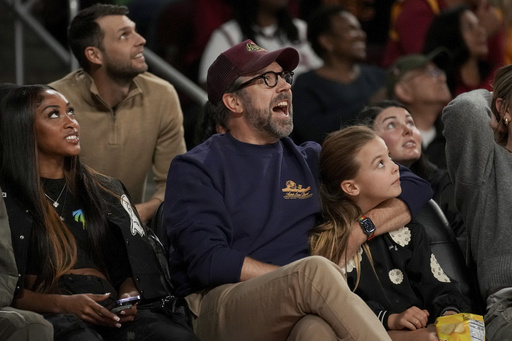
left=365, top=300, right=391, bottom=330
left=406, top=222, right=471, bottom=322
left=165, top=156, right=246, bottom=289
left=397, top=164, right=432, bottom=217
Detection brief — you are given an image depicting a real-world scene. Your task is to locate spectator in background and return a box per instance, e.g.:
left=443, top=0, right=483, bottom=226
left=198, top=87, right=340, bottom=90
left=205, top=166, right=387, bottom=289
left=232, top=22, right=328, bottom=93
left=387, top=49, right=452, bottom=170
left=50, top=3, right=187, bottom=223
left=197, top=0, right=322, bottom=86
left=423, top=4, right=501, bottom=97
left=382, top=0, right=504, bottom=68
left=297, top=0, right=394, bottom=65
left=291, top=5, right=386, bottom=145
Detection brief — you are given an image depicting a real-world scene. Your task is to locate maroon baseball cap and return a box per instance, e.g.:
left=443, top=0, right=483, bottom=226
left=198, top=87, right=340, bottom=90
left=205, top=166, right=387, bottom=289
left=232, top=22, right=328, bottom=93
left=206, top=39, right=299, bottom=103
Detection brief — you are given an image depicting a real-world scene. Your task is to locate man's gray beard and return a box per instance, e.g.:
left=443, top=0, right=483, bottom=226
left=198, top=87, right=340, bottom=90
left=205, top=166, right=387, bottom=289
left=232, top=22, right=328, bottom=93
left=243, top=94, right=294, bottom=139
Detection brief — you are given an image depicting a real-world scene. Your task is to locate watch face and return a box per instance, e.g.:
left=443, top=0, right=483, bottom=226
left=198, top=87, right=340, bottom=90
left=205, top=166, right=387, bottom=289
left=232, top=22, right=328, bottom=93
left=360, top=217, right=376, bottom=235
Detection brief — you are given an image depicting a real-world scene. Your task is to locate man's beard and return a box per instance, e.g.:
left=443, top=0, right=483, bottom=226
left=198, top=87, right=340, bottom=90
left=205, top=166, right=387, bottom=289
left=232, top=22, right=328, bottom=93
left=243, top=94, right=293, bottom=140
left=104, top=57, right=147, bottom=84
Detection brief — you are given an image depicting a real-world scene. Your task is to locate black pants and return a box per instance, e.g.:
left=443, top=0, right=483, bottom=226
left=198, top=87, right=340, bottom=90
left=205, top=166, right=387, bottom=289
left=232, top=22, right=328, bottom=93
left=46, top=305, right=199, bottom=341
left=46, top=274, right=199, bottom=341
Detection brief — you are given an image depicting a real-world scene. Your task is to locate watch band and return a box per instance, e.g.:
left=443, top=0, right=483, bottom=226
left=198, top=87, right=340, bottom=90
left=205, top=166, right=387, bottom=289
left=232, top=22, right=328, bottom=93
left=359, top=215, right=376, bottom=241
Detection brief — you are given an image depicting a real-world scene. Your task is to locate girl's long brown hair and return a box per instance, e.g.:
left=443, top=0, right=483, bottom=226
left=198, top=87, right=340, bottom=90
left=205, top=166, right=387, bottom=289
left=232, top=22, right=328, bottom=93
left=309, top=126, right=378, bottom=287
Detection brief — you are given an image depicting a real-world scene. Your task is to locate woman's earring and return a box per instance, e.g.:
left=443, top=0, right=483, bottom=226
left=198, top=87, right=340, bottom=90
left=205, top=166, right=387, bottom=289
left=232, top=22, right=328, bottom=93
left=505, top=118, right=509, bottom=126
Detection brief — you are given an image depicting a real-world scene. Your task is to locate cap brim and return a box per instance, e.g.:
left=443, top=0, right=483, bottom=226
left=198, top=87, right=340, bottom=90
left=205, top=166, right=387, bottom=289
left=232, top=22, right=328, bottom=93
left=240, top=47, right=299, bottom=75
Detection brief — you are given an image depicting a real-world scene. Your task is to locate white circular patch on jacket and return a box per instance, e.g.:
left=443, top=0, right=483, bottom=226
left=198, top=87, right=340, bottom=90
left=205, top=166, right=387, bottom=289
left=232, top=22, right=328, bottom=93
left=389, top=269, right=404, bottom=284
left=388, top=226, right=411, bottom=247
left=430, top=254, right=451, bottom=282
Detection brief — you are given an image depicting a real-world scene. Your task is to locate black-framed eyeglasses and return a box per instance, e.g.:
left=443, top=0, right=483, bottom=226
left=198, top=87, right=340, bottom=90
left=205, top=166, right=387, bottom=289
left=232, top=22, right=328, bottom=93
left=232, top=70, right=294, bottom=92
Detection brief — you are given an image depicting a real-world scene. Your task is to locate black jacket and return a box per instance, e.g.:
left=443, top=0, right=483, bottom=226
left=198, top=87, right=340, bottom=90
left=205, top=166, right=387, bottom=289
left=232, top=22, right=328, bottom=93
left=1, top=174, right=172, bottom=301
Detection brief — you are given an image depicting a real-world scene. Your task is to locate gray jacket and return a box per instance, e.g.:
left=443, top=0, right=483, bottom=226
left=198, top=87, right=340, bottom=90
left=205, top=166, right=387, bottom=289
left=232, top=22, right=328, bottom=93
left=443, top=89, right=512, bottom=300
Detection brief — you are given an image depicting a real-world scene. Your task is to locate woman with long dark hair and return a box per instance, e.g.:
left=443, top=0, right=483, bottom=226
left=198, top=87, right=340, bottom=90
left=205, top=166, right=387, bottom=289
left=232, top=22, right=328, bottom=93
left=0, top=85, right=199, bottom=341
left=423, top=4, right=499, bottom=97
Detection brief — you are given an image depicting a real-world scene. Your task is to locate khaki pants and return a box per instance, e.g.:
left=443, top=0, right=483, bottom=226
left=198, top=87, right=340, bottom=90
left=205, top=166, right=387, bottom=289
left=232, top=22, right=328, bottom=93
left=186, top=256, right=391, bottom=341
left=0, top=307, right=53, bottom=341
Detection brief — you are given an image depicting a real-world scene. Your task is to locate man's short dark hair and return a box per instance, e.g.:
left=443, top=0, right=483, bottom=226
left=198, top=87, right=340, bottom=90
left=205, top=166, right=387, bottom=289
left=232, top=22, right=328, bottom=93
left=68, top=3, right=129, bottom=72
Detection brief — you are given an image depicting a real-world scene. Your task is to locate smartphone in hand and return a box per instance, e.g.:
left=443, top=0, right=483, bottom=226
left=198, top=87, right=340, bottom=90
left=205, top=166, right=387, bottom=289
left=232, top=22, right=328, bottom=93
left=111, top=295, right=141, bottom=313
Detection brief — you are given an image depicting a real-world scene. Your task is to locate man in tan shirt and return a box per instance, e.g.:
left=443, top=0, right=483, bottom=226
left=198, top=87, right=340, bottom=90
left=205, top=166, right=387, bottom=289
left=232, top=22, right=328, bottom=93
left=50, top=3, right=186, bottom=222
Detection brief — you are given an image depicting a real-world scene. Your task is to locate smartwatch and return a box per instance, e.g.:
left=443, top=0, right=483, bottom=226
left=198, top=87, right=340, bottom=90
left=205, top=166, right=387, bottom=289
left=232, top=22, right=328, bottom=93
left=359, top=216, right=376, bottom=240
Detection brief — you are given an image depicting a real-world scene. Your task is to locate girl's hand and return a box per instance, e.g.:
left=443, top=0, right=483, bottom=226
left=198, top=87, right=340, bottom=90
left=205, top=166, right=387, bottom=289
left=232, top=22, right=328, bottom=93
left=388, top=306, right=430, bottom=330
left=60, top=293, right=122, bottom=328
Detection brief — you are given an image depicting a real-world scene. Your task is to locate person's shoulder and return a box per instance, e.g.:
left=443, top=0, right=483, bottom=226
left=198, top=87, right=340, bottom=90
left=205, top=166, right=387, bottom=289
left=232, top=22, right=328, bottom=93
left=134, top=72, right=175, bottom=90
left=49, top=69, right=88, bottom=88
left=445, top=89, right=492, bottom=112
left=179, top=134, right=226, bottom=158
left=89, top=168, right=122, bottom=189
left=359, top=64, right=386, bottom=80
left=220, top=19, right=238, bottom=29
left=292, top=17, right=307, bottom=30
left=285, top=138, right=321, bottom=157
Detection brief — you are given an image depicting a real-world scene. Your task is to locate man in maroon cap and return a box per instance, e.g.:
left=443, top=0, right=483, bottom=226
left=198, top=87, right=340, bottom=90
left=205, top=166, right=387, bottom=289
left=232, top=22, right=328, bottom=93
left=164, top=39, right=430, bottom=341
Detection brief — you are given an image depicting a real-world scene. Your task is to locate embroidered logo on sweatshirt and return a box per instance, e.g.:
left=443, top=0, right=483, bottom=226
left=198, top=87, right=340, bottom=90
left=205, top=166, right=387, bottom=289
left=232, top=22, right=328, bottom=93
left=282, top=180, right=312, bottom=199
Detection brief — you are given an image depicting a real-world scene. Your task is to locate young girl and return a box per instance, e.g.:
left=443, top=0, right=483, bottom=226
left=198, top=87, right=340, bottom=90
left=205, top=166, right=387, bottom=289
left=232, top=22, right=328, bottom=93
left=310, top=126, right=471, bottom=340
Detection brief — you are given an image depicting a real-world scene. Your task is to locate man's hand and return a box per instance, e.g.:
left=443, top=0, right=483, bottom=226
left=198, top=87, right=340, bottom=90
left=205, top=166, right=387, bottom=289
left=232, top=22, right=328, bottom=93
left=240, top=257, right=279, bottom=281
left=340, top=198, right=410, bottom=266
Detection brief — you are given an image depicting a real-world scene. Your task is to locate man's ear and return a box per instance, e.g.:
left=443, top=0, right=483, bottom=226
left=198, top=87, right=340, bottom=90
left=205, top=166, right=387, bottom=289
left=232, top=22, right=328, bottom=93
left=394, top=82, right=412, bottom=103
left=222, top=92, right=243, bottom=115
left=84, top=46, right=102, bottom=66
left=341, top=180, right=359, bottom=197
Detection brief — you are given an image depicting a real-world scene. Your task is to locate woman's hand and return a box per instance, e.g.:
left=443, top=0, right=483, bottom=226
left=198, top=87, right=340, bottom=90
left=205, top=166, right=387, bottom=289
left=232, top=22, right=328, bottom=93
left=115, top=293, right=139, bottom=323
left=60, top=293, right=122, bottom=328
left=115, top=277, right=140, bottom=322
left=388, top=306, right=430, bottom=330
